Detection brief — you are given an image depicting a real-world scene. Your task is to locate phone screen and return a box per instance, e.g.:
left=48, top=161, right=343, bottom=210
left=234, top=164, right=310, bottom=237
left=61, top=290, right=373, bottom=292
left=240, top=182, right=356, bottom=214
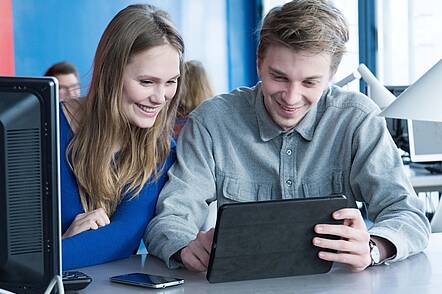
left=111, top=273, right=184, bottom=288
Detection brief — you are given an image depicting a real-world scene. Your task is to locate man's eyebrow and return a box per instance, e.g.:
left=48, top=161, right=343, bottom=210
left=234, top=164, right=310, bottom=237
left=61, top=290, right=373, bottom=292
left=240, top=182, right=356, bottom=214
left=268, top=66, right=287, bottom=76
left=269, top=66, right=323, bottom=80
left=304, top=75, right=323, bottom=80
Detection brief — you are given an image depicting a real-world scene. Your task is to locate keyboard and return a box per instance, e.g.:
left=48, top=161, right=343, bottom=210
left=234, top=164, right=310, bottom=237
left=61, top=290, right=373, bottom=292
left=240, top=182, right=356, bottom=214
left=409, top=162, right=442, bottom=174
left=426, top=164, right=442, bottom=174
left=62, top=271, right=92, bottom=292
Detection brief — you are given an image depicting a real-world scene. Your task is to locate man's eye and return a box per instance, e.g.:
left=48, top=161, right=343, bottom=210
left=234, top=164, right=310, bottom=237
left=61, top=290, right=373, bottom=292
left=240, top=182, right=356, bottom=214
left=272, top=75, right=287, bottom=81
left=303, top=80, right=318, bottom=87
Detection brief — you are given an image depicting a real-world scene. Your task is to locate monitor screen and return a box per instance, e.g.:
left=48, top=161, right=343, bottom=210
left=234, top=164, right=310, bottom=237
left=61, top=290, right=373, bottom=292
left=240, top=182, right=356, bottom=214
left=408, top=120, right=442, bottom=162
left=0, top=76, right=60, bottom=293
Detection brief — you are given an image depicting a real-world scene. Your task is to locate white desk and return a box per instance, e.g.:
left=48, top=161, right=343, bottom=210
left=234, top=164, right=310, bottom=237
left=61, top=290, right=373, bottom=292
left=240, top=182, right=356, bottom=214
left=406, top=166, right=442, bottom=193
left=77, top=233, right=442, bottom=294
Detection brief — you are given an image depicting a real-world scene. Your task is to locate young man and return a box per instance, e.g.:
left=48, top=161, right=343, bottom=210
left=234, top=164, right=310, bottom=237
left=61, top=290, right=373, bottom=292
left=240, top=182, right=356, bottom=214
left=44, top=61, right=81, bottom=101
left=145, top=0, right=430, bottom=272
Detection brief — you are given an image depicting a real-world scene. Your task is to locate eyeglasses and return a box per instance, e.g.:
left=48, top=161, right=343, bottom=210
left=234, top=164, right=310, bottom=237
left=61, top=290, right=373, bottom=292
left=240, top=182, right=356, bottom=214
left=59, top=83, right=80, bottom=93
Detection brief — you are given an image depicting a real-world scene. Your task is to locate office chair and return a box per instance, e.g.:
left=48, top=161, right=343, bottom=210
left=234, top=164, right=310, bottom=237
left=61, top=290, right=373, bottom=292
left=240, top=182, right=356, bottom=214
left=431, top=197, right=442, bottom=233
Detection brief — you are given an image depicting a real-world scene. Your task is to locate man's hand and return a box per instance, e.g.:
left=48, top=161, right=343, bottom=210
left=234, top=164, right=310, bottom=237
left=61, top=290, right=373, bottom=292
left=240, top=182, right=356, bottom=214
left=63, top=208, right=110, bottom=239
left=180, top=228, right=214, bottom=272
left=313, top=208, right=371, bottom=272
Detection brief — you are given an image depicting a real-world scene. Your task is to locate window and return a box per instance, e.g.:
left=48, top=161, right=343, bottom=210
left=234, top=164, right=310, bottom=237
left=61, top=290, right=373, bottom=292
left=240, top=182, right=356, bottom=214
left=377, top=0, right=442, bottom=85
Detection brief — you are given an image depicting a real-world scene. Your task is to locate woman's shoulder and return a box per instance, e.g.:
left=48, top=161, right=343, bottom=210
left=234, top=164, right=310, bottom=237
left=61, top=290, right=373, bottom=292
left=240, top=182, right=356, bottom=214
left=61, top=98, right=86, bottom=133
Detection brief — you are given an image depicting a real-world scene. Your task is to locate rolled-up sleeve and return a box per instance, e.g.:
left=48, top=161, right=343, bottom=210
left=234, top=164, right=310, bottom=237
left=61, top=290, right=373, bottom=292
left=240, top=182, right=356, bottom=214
left=350, top=110, right=431, bottom=263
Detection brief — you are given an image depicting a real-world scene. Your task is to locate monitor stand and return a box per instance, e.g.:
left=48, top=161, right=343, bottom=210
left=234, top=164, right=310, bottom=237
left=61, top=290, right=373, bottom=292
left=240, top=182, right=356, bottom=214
left=44, top=275, right=64, bottom=294
left=425, top=163, right=442, bottom=174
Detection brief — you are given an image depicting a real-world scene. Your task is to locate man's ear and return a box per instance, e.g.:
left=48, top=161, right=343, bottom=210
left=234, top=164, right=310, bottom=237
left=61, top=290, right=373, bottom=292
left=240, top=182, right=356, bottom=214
left=256, top=57, right=262, bottom=79
left=328, top=68, right=336, bottom=85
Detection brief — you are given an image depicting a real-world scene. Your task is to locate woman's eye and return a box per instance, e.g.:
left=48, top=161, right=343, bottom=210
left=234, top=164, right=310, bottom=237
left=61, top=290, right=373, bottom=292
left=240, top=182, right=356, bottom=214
left=140, top=80, right=153, bottom=85
left=167, top=79, right=177, bottom=85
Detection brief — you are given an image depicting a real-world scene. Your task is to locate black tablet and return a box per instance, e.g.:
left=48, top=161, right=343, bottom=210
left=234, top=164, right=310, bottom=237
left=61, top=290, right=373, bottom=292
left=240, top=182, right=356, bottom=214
left=206, top=194, right=349, bottom=283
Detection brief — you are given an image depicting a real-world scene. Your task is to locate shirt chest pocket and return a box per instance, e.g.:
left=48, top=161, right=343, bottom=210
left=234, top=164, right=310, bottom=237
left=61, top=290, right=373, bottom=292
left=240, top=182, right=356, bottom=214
left=218, top=173, right=272, bottom=203
left=301, top=170, right=344, bottom=197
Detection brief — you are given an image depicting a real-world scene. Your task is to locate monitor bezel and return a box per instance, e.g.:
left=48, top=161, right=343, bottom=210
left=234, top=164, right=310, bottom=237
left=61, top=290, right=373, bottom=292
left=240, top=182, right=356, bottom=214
left=0, top=76, right=61, bottom=292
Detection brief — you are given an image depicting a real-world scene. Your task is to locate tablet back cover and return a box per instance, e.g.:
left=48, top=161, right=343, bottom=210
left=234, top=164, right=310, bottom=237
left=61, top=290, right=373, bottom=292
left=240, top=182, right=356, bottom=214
left=206, top=195, right=349, bottom=283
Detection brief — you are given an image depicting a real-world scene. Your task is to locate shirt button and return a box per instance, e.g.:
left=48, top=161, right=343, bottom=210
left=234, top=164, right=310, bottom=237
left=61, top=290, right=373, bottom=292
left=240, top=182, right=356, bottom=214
left=286, top=149, right=292, bottom=156
left=286, top=180, right=292, bottom=186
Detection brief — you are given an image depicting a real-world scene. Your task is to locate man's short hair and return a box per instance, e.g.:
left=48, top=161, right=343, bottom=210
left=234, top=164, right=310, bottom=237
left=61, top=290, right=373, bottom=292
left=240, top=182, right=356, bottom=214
left=257, top=0, right=349, bottom=74
left=44, top=62, right=79, bottom=78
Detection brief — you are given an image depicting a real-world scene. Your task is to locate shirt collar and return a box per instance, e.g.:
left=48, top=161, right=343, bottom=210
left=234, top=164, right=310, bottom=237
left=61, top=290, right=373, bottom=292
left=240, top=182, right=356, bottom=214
left=255, top=83, right=285, bottom=141
left=255, top=83, right=329, bottom=142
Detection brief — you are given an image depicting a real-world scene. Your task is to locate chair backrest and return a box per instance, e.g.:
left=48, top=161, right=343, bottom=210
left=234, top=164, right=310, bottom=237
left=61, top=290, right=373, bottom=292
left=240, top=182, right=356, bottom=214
left=431, top=199, right=442, bottom=233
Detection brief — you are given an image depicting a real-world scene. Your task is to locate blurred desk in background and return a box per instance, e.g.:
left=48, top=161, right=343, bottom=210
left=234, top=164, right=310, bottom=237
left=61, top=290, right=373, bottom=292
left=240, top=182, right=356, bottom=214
left=407, top=165, right=442, bottom=193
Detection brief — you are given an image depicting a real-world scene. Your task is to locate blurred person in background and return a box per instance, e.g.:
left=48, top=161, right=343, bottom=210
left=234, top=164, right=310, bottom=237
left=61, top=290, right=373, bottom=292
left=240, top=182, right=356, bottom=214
left=44, top=61, right=81, bottom=101
left=174, top=60, right=214, bottom=138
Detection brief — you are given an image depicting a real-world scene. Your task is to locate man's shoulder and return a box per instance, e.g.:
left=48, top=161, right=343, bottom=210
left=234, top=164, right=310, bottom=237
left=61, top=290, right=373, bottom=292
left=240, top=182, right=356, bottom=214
left=191, top=84, right=259, bottom=120
left=324, top=85, right=379, bottom=115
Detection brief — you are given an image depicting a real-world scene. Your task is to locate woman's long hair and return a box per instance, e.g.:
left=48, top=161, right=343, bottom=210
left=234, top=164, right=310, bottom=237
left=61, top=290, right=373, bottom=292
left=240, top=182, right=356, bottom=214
left=66, top=4, right=184, bottom=216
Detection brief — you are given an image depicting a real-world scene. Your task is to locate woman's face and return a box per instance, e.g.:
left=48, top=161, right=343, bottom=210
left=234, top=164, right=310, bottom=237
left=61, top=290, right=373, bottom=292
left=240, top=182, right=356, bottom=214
left=122, top=44, right=180, bottom=129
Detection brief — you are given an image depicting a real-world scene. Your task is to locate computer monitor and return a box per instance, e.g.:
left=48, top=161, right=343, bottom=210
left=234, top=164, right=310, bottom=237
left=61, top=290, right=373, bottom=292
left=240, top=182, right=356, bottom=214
left=408, top=120, right=442, bottom=162
left=0, top=76, right=61, bottom=293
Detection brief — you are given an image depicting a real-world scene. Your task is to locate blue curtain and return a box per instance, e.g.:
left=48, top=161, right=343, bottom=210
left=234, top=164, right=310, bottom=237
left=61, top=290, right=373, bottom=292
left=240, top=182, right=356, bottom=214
left=226, top=0, right=261, bottom=91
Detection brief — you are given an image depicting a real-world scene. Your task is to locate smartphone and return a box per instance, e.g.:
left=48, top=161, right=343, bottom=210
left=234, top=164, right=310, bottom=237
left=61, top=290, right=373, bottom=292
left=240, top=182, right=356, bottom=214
left=110, top=273, right=184, bottom=289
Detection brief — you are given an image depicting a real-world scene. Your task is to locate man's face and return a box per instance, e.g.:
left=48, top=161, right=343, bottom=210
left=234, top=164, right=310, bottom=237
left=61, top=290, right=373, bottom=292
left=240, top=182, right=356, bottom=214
left=56, top=73, right=80, bottom=101
left=258, top=45, right=333, bottom=131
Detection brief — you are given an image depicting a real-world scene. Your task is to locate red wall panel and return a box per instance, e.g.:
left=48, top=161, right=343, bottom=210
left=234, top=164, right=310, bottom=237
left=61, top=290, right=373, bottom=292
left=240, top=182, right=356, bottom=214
left=0, top=0, right=15, bottom=75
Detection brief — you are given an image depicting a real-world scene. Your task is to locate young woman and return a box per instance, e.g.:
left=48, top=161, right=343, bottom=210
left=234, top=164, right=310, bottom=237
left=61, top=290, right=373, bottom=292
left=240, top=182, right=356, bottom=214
left=61, top=4, right=184, bottom=270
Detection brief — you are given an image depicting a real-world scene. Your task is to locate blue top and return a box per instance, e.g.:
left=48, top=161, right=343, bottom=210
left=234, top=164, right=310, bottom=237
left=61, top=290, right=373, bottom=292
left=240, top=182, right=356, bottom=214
left=60, top=108, right=176, bottom=270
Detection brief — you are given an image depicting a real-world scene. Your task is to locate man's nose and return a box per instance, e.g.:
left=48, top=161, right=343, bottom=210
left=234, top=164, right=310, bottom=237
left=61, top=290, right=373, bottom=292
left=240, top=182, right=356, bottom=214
left=283, top=82, right=302, bottom=105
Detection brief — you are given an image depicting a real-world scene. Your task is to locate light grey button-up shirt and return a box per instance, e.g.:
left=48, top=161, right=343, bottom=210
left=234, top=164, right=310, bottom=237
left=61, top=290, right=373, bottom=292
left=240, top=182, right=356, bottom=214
left=145, top=83, right=430, bottom=268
